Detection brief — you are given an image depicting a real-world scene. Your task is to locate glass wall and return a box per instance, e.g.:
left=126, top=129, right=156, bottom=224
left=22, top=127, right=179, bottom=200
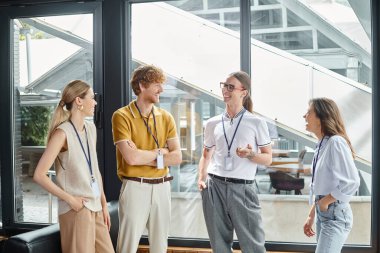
left=130, top=1, right=240, bottom=238
left=130, top=0, right=372, bottom=245
left=250, top=0, right=371, bottom=244
left=11, top=14, right=93, bottom=223
left=0, top=0, right=376, bottom=251
left=170, top=0, right=371, bottom=86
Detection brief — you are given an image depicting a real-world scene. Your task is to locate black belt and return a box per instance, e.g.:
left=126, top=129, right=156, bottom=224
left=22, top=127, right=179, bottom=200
left=208, top=173, right=254, bottom=184
left=123, top=176, right=173, bottom=184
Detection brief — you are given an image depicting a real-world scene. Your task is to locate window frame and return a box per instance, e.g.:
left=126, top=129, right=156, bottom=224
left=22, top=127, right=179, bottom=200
left=124, top=0, right=379, bottom=252
left=0, top=0, right=378, bottom=252
left=0, top=1, right=103, bottom=230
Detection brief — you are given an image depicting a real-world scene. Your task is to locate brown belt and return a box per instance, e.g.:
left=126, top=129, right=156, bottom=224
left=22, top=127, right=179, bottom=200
left=123, top=176, right=173, bottom=184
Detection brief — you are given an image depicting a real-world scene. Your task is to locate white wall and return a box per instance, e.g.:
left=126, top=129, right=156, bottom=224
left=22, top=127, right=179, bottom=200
left=170, top=194, right=371, bottom=245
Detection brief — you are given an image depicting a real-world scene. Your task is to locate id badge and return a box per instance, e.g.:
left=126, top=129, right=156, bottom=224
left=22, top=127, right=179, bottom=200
left=91, top=179, right=101, bottom=198
left=224, top=155, right=234, bottom=171
left=157, top=152, right=164, bottom=170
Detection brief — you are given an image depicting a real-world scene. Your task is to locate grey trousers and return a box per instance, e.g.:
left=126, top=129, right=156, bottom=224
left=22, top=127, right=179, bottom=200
left=201, top=176, right=266, bottom=253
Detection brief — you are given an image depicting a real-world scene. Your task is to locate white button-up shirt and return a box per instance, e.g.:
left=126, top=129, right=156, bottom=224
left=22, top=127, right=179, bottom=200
left=203, top=110, right=271, bottom=180
left=311, top=135, right=360, bottom=203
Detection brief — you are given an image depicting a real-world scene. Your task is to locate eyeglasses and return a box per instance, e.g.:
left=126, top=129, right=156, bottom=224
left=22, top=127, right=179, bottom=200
left=220, top=82, right=245, bottom=92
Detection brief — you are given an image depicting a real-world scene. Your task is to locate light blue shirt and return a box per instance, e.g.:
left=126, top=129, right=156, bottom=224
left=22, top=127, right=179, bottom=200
left=311, top=135, right=360, bottom=203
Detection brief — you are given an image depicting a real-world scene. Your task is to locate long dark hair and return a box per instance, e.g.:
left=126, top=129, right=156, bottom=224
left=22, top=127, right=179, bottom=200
left=310, top=97, right=355, bottom=157
left=229, top=71, right=253, bottom=113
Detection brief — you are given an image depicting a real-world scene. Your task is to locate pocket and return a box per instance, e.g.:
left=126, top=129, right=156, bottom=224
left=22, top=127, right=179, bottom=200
left=59, top=209, right=75, bottom=220
left=339, top=205, right=353, bottom=230
left=244, top=184, right=259, bottom=208
left=119, top=180, right=128, bottom=201
left=74, top=205, right=86, bottom=213
left=200, top=179, right=207, bottom=197
left=317, top=202, right=335, bottom=221
left=202, top=179, right=215, bottom=206
left=200, top=187, right=206, bottom=198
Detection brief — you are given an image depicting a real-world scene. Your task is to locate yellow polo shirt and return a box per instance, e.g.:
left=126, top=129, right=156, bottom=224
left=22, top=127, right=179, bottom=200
left=112, top=100, right=178, bottom=180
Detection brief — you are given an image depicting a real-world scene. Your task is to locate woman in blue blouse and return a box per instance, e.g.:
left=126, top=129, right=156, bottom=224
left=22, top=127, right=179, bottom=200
left=303, top=97, right=360, bottom=253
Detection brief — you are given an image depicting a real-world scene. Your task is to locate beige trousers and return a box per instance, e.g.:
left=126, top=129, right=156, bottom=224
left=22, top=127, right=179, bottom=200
left=59, top=208, right=115, bottom=253
left=116, top=180, right=171, bottom=253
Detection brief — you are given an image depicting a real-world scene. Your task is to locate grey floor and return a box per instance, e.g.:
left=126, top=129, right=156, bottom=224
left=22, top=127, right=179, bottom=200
left=20, top=174, right=58, bottom=223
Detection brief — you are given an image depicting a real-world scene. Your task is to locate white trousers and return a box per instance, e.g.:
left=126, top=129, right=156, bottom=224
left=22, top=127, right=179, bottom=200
left=116, top=179, right=171, bottom=253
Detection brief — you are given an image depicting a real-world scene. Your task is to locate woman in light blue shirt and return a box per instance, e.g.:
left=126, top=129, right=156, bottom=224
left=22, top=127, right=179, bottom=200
left=303, top=97, right=360, bottom=253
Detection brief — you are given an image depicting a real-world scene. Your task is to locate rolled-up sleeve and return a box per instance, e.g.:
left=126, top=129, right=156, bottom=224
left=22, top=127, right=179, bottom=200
left=112, top=110, right=131, bottom=144
left=166, top=113, right=178, bottom=140
left=330, top=138, right=360, bottom=202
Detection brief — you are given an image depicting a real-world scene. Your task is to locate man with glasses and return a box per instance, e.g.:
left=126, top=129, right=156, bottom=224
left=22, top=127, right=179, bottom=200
left=112, top=65, right=182, bottom=253
left=198, top=71, right=272, bottom=253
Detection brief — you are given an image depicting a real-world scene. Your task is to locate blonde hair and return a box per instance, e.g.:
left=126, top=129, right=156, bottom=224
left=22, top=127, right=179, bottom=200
left=46, top=80, right=90, bottom=141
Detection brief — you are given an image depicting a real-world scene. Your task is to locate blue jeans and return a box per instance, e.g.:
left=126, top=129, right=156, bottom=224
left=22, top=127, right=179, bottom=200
left=315, top=196, right=353, bottom=253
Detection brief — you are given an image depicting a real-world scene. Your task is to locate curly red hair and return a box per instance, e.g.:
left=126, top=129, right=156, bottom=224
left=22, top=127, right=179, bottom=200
left=130, top=65, right=166, bottom=96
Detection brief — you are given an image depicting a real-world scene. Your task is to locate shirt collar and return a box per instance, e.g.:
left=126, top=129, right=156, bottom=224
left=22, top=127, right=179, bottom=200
left=223, top=107, right=245, bottom=119
left=315, top=135, right=330, bottom=149
left=128, top=100, right=162, bottom=119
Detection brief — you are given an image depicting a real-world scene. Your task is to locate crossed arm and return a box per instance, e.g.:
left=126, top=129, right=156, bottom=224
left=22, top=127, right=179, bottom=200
left=116, top=137, right=182, bottom=167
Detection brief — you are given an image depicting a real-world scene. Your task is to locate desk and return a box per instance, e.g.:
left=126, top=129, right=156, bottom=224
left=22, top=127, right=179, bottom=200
left=267, top=163, right=312, bottom=177
left=272, top=149, right=291, bottom=157
left=271, top=157, right=299, bottom=166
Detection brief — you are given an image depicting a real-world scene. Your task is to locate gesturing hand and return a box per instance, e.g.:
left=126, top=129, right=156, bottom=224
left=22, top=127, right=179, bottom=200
left=236, top=144, right=253, bottom=159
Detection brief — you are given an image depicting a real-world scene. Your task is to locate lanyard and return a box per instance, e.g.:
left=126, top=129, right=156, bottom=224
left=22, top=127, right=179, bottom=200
left=311, top=136, right=326, bottom=184
left=69, top=120, right=94, bottom=181
left=222, top=109, right=246, bottom=156
left=134, top=102, right=159, bottom=148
